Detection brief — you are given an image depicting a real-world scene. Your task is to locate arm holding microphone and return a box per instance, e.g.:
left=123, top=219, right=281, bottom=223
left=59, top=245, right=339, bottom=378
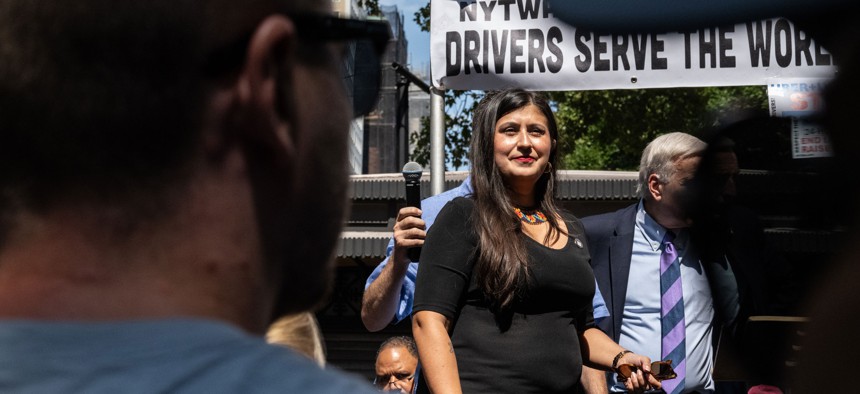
left=361, top=168, right=474, bottom=332
left=361, top=163, right=427, bottom=332
left=361, top=205, right=426, bottom=331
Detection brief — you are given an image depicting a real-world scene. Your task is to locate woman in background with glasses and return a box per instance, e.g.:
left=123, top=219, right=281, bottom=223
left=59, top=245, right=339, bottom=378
left=411, top=88, right=660, bottom=394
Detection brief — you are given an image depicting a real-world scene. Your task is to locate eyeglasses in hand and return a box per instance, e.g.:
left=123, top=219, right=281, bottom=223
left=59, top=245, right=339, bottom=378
left=616, top=360, right=678, bottom=382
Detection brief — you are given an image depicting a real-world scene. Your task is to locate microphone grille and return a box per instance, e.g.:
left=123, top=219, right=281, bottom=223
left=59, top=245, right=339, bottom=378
left=402, top=161, right=423, bottom=173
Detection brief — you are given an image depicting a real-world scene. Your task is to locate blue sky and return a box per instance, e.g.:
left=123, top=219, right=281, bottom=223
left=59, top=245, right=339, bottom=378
left=380, top=0, right=431, bottom=80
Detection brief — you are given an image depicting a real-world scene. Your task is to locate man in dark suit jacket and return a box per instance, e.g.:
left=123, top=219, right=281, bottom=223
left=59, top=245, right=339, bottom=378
left=582, top=133, right=741, bottom=394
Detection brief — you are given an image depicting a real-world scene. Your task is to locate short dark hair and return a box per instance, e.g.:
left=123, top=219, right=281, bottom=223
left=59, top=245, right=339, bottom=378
left=377, top=336, right=418, bottom=359
left=0, top=0, right=316, bottom=242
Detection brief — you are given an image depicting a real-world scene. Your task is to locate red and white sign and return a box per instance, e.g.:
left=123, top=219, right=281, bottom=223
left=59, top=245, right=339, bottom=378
left=767, top=78, right=832, bottom=159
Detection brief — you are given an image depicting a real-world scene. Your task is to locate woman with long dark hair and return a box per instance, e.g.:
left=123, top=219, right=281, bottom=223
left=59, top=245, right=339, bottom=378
left=412, top=88, right=659, bottom=393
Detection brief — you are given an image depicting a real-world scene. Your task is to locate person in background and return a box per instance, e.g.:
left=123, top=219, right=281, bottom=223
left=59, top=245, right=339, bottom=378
left=0, top=1, right=387, bottom=392
left=582, top=132, right=741, bottom=394
left=374, top=336, right=420, bottom=393
left=412, top=88, right=658, bottom=394
left=267, top=312, right=327, bottom=367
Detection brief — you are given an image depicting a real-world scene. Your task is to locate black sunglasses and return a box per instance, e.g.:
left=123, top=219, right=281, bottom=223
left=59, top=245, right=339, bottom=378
left=372, top=373, right=415, bottom=388
left=202, top=13, right=390, bottom=117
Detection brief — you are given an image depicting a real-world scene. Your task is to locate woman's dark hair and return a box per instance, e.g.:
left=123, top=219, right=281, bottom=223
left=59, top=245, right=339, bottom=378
left=469, top=88, right=562, bottom=309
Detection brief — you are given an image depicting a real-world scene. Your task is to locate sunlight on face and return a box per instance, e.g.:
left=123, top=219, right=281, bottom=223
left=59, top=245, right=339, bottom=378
left=374, top=346, right=418, bottom=393
left=492, top=104, right=554, bottom=192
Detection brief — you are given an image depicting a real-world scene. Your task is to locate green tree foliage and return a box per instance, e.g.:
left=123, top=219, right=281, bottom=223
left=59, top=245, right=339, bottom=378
left=411, top=86, right=766, bottom=171
left=550, top=86, right=767, bottom=170
left=410, top=90, right=483, bottom=170
left=414, top=2, right=430, bottom=33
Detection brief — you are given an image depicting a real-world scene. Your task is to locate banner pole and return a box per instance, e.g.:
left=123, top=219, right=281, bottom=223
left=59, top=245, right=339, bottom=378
left=430, top=87, right=446, bottom=196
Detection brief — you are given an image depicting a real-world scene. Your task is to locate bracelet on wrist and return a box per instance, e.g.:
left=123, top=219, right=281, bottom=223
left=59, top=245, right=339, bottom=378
left=612, top=350, right=633, bottom=371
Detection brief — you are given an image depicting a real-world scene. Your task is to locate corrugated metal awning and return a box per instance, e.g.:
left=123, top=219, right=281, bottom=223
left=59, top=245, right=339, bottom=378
left=350, top=171, right=469, bottom=200
left=349, top=170, right=638, bottom=200
left=555, top=170, right=638, bottom=200
left=338, top=170, right=640, bottom=258
left=336, top=231, right=392, bottom=259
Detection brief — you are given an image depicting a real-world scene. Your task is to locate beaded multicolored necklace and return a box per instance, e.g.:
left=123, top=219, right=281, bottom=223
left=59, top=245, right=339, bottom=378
left=514, top=207, right=548, bottom=225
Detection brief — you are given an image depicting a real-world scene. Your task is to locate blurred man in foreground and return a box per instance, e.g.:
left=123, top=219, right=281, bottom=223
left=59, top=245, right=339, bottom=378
left=0, top=1, right=386, bottom=392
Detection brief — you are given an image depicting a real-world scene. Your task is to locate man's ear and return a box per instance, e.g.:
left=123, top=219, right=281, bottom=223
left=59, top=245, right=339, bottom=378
left=232, top=15, right=298, bottom=159
left=647, top=173, right=663, bottom=202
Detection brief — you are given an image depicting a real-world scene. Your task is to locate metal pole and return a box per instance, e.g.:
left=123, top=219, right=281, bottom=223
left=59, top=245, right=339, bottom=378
left=394, top=76, right=408, bottom=168
left=392, top=62, right=430, bottom=94
left=430, top=87, right=446, bottom=196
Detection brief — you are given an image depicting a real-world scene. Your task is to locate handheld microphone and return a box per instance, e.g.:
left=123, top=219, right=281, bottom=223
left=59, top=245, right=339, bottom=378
left=402, top=162, right=423, bottom=261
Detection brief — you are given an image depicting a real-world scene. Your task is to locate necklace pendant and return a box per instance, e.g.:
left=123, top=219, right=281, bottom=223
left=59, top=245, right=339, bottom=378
left=514, top=207, right=548, bottom=225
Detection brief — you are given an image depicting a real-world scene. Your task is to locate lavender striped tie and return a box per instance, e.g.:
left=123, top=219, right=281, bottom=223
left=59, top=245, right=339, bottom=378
left=660, top=231, right=685, bottom=394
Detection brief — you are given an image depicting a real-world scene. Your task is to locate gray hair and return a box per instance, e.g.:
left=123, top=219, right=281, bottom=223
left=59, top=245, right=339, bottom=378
left=637, top=132, right=706, bottom=197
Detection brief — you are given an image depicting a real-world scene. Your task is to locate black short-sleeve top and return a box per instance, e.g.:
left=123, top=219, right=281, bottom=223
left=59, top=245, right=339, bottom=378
left=413, top=197, right=596, bottom=394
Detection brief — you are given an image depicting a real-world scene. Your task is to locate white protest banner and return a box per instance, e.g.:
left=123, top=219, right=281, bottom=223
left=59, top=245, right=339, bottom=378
left=430, top=0, right=838, bottom=91
left=767, top=78, right=833, bottom=159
